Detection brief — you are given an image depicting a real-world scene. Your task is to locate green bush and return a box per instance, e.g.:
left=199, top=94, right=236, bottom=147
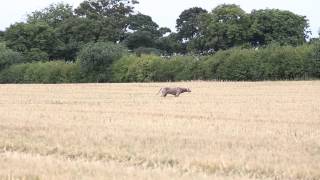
left=0, top=43, right=23, bottom=71
left=112, top=55, right=204, bottom=82
left=201, top=51, right=229, bottom=80
left=78, top=42, right=127, bottom=82
left=308, top=41, right=320, bottom=78
left=167, top=56, right=203, bottom=81
left=112, top=55, right=164, bottom=82
left=24, top=48, right=49, bottom=62
left=215, top=48, right=264, bottom=81
left=134, top=47, right=161, bottom=57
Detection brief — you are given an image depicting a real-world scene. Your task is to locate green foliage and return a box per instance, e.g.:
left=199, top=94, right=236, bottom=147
left=0, top=43, right=23, bottom=71
left=0, top=61, right=81, bottom=83
left=78, top=42, right=127, bottom=82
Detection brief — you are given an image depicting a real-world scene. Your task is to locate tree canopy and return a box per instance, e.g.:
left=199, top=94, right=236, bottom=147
left=0, top=1, right=317, bottom=83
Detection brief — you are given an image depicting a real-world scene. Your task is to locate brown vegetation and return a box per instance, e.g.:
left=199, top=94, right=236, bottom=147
left=0, top=81, right=319, bottom=179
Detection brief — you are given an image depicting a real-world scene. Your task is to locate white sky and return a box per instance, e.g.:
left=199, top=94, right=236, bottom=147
left=0, top=0, right=319, bottom=37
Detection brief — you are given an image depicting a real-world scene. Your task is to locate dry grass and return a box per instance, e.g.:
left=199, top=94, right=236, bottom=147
left=0, top=81, right=319, bottom=180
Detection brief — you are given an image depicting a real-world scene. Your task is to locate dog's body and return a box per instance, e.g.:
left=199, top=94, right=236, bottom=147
left=157, top=87, right=191, bottom=97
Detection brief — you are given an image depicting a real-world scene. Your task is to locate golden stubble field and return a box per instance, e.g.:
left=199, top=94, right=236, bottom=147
left=0, top=81, right=319, bottom=180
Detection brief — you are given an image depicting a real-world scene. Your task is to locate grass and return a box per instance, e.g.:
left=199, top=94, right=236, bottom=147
left=0, top=81, right=319, bottom=180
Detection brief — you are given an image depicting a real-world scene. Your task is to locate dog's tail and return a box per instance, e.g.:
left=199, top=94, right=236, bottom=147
left=156, top=88, right=163, bottom=95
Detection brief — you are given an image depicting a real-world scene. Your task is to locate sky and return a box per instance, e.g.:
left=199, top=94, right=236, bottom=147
left=0, top=0, right=319, bottom=37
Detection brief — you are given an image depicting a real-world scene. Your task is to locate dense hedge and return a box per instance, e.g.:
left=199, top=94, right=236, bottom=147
left=201, top=44, right=316, bottom=81
left=112, top=44, right=319, bottom=82
left=0, top=61, right=81, bottom=83
left=0, top=43, right=319, bottom=83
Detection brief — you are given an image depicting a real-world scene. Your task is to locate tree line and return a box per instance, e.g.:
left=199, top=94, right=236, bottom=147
left=0, top=0, right=319, bottom=83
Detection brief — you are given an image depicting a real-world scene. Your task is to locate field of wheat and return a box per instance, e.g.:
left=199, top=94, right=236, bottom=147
left=0, top=81, right=319, bottom=180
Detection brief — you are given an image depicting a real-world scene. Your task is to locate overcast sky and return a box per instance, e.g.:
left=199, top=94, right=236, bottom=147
left=0, top=0, right=319, bottom=37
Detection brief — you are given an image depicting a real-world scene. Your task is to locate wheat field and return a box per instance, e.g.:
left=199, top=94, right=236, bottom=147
left=0, top=81, right=319, bottom=180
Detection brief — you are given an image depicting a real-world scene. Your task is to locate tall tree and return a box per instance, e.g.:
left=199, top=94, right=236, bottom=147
left=156, top=33, right=182, bottom=55
left=75, top=0, right=138, bottom=19
left=74, top=0, right=139, bottom=42
left=197, top=4, right=250, bottom=53
left=4, top=22, right=60, bottom=61
left=124, top=13, right=171, bottom=50
left=0, top=31, right=4, bottom=41
left=249, top=9, right=310, bottom=46
left=176, top=7, right=208, bottom=41
left=124, top=31, right=155, bottom=49
left=27, top=3, right=74, bottom=28
left=55, top=17, right=101, bottom=60
left=127, top=13, right=159, bottom=33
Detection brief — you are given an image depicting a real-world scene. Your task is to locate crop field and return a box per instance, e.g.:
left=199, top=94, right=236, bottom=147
left=0, top=81, right=319, bottom=180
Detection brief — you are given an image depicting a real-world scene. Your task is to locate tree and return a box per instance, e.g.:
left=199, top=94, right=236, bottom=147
left=127, top=13, right=159, bottom=34
left=55, top=17, right=102, bottom=60
left=176, top=7, right=208, bottom=42
left=74, top=0, right=139, bottom=42
left=124, top=31, right=155, bottom=49
left=0, top=31, right=4, bottom=41
left=249, top=9, right=310, bottom=46
left=77, top=42, right=127, bottom=82
left=197, top=4, right=250, bottom=53
left=125, top=13, right=171, bottom=51
left=4, top=22, right=60, bottom=61
left=75, top=0, right=138, bottom=19
left=158, top=27, right=171, bottom=37
left=27, top=3, right=74, bottom=28
left=156, top=33, right=182, bottom=55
